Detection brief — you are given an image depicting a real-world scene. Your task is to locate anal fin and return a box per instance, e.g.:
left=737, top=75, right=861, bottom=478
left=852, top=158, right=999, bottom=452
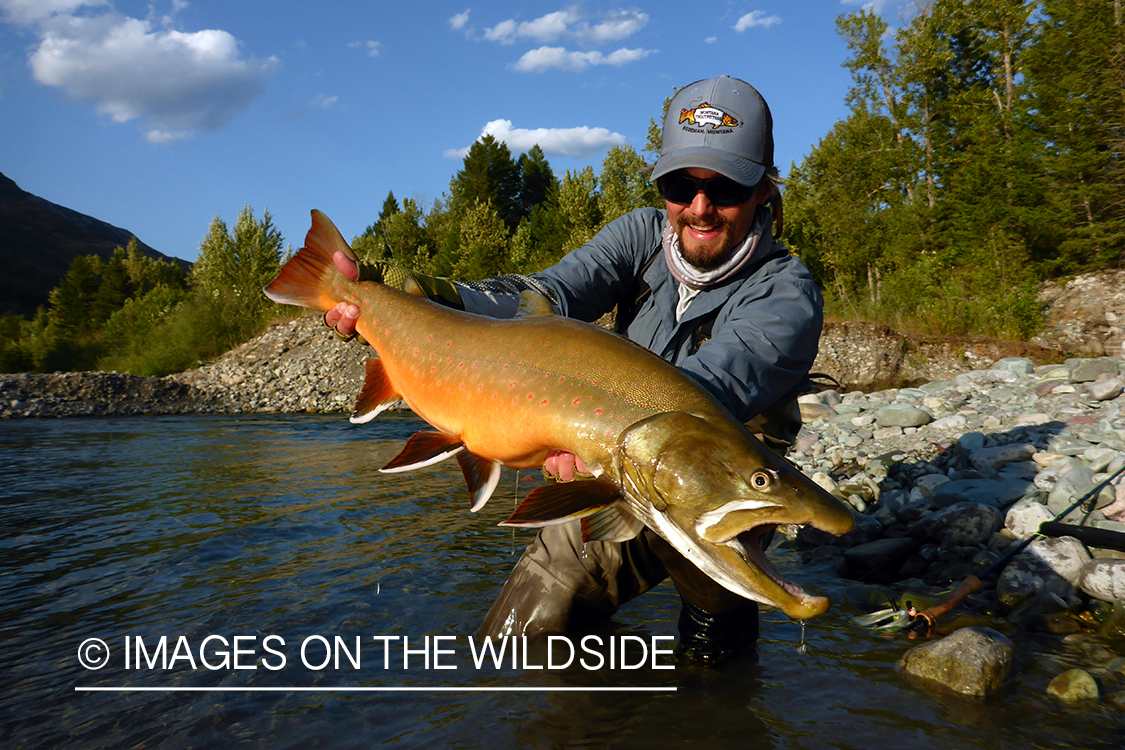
left=500, top=479, right=622, bottom=528
left=380, top=431, right=464, bottom=473
left=351, top=358, right=402, bottom=424
left=455, top=452, right=503, bottom=512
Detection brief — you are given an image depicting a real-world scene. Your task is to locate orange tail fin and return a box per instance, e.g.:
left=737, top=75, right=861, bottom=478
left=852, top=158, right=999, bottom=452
left=263, top=209, right=352, bottom=311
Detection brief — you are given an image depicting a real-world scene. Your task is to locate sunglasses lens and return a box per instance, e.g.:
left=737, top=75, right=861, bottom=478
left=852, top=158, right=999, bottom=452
left=658, top=174, right=751, bottom=207
left=658, top=174, right=698, bottom=204
left=706, top=179, right=750, bottom=207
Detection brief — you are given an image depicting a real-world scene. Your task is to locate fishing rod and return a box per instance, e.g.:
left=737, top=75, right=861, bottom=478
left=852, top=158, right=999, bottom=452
left=903, top=462, right=1125, bottom=636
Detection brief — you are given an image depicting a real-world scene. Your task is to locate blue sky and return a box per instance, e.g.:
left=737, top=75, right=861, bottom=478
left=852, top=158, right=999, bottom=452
left=1, top=0, right=909, bottom=263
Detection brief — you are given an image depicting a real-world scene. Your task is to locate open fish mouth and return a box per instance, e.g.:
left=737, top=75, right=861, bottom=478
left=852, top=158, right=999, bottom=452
left=733, top=525, right=808, bottom=600
left=711, top=522, right=830, bottom=619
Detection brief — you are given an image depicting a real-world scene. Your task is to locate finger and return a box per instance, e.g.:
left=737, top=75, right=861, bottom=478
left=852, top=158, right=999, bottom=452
left=324, top=302, right=347, bottom=328
left=337, top=305, right=360, bottom=336
left=334, top=251, right=360, bottom=281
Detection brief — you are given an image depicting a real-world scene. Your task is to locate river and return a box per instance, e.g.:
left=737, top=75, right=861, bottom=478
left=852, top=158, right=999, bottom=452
left=1, top=414, right=1121, bottom=748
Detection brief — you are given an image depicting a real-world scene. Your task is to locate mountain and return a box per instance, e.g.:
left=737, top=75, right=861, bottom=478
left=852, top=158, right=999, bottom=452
left=0, top=172, right=191, bottom=317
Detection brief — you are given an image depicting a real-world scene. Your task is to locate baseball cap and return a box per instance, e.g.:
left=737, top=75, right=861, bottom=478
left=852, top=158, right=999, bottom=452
left=651, top=76, right=775, bottom=188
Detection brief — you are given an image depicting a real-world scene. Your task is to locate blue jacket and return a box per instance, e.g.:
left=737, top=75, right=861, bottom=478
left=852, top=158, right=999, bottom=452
left=457, top=207, right=823, bottom=423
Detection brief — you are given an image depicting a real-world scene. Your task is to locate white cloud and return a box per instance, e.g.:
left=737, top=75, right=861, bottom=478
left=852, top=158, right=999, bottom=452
left=3, top=0, right=277, bottom=143
left=840, top=0, right=898, bottom=13
left=0, top=0, right=106, bottom=25
left=733, top=11, right=782, bottom=31
left=309, top=93, right=337, bottom=109
left=482, top=19, right=518, bottom=44
left=448, top=8, right=470, bottom=30
left=704, top=36, right=717, bottom=44
left=513, top=45, right=654, bottom=73
left=350, top=40, right=381, bottom=57
left=573, top=9, right=649, bottom=45
left=445, top=119, right=626, bottom=159
left=477, top=8, right=647, bottom=46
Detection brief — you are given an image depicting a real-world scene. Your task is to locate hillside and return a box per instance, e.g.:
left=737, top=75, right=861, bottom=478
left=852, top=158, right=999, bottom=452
left=0, top=172, right=190, bottom=317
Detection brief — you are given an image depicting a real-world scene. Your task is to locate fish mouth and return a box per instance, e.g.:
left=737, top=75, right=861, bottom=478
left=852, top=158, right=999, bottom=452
left=711, top=524, right=830, bottom=620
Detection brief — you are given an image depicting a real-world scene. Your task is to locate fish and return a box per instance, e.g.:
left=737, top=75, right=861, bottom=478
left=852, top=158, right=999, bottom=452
left=264, top=210, right=854, bottom=620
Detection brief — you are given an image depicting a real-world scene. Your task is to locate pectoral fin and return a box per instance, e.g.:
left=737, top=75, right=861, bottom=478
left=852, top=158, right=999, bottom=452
left=380, top=431, right=464, bottom=472
left=456, top=452, right=502, bottom=512
left=500, top=479, right=622, bottom=528
left=581, top=506, right=644, bottom=543
left=514, top=290, right=556, bottom=318
left=351, top=358, right=402, bottom=424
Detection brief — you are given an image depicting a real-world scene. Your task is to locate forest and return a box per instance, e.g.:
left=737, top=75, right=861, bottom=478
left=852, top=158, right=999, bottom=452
left=2, top=0, right=1121, bottom=377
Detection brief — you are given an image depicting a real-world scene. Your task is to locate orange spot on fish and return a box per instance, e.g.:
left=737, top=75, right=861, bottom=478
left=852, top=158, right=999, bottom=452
left=541, top=399, right=548, bottom=405
left=573, top=398, right=581, bottom=405
left=595, top=409, right=603, bottom=415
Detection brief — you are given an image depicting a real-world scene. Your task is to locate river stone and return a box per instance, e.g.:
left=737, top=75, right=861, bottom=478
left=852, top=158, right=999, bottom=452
left=1005, top=498, right=1055, bottom=541
left=1076, top=559, right=1125, bottom=602
left=875, top=404, right=933, bottom=428
left=843, top=537, right=919, bottom=580
left=955, top=370, right=1020, bottom=389
left=1047, top=669, right=1100, bottom=704
left=929, top=479, right=1030, bottom=509
left=958, top=431, right=988, bottom=453
left=993, top=357, right=1035, bottom=375
left=913, top=502, right=1003, bottom=546
left=1088, top=377, right=1125, bottom=402
left=1030, top=536, right=1092, bottom=584
left=797, top=511, right=882, bottom=549
left=1047, top=467, right=1106, bottom=517
left=899, top=626, right=1014, bottom=698
left=1068, top=357, right=1121, bottom=383
left=971, top=443, right=1037, bottom=473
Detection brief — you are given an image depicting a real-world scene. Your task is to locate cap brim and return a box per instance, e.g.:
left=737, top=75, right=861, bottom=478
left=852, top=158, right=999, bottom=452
left=652, top=147, right=766, bottom=187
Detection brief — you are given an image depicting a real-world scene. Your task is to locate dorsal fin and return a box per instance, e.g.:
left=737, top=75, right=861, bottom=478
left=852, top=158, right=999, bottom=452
left=499, top=479, right=622, bottom=527
left=455, top=452, right=503, bottom=512
left=350, top=358, right=402, bottom=424
left=379, top=431, right=464, bottom=473
left=515, top=290, right=556, bottom=319
left=581, top=506, right=644, bottom=543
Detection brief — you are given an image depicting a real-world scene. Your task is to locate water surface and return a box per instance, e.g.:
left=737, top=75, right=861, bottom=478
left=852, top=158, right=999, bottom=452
left=2, top=414, right=1122, bottom=748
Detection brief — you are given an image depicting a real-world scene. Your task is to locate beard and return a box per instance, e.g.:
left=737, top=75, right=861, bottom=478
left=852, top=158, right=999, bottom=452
left=671, top=213, right=742, bottom=271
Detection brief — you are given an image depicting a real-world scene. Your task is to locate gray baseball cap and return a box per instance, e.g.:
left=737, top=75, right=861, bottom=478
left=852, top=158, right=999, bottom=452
left=651, top=76, right=775, bottom=187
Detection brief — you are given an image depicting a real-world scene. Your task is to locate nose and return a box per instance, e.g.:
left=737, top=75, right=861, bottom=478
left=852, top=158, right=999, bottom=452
left=687, top=188, right=716, bottom=217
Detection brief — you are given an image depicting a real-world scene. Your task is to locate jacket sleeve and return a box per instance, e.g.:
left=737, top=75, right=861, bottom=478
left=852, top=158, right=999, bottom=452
left=677, top=256, right=824, bottom=422
left=456, top=208, right=665, bottom=320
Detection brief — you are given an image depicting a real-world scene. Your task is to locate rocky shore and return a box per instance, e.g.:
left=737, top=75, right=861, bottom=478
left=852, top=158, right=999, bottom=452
left=3, top=268, right=1125, bottom=705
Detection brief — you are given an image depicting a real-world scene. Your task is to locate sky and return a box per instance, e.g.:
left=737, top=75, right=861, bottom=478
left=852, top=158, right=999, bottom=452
left=0, top=0, right=912, bottom=263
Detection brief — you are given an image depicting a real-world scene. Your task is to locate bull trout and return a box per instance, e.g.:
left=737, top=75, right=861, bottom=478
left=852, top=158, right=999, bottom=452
left=264, top=210, right=854, bottom=619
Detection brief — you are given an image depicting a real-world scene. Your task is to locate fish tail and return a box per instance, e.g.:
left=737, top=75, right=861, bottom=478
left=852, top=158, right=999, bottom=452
left=264, top=209, right=353, bottom=311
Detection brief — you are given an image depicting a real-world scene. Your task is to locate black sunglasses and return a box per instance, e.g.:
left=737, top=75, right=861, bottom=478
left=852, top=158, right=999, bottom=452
left=657, top=172, right=756, bottom=207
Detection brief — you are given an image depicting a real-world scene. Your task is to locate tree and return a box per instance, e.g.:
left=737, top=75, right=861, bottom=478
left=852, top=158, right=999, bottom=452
left=191, top=206, right=284, bottom=321
left=450, top=135, right=522, bottom=229
left=452, top=199, right=511, bottom=280
left=598, top=144, right=661, bottom=222
left=517, top=145, right=558, bottom=218
left=1024, top=0, right=1125, bottom=271
left=352, top=190, right=402, bottom=262
left=556, top=167, right=602, bottom=252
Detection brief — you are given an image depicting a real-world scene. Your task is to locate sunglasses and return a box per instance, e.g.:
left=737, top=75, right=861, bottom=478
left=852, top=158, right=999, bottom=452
left=657, top=172, right=757, bottom=207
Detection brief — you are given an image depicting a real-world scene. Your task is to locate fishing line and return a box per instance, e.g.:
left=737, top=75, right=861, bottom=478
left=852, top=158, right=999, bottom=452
left=512, top=469, right=519, bottom=556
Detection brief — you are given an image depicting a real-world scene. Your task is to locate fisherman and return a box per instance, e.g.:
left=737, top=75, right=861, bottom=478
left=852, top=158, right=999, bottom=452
left=325, top=76, right=823, bottom=664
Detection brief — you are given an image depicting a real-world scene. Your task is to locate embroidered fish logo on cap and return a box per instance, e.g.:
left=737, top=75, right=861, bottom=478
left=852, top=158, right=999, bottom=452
left=679, top=103, right=740, bottom=129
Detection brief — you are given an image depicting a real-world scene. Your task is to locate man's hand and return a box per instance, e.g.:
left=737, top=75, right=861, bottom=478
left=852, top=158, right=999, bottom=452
left=544, top=450, right=589, bottom=482
left=324, top=251, right=361, bottom=338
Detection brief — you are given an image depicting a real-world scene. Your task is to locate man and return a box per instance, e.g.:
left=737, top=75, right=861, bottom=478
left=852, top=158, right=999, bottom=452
left=326, top=76, right=823, bottom=663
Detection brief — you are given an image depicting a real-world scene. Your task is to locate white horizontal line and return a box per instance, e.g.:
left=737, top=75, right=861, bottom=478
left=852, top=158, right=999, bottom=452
left=76, top=686, right=675, bottom=693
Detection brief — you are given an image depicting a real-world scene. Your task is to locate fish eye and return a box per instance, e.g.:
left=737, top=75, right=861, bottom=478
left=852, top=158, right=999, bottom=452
left=750, top=470, right=773, bottom=490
